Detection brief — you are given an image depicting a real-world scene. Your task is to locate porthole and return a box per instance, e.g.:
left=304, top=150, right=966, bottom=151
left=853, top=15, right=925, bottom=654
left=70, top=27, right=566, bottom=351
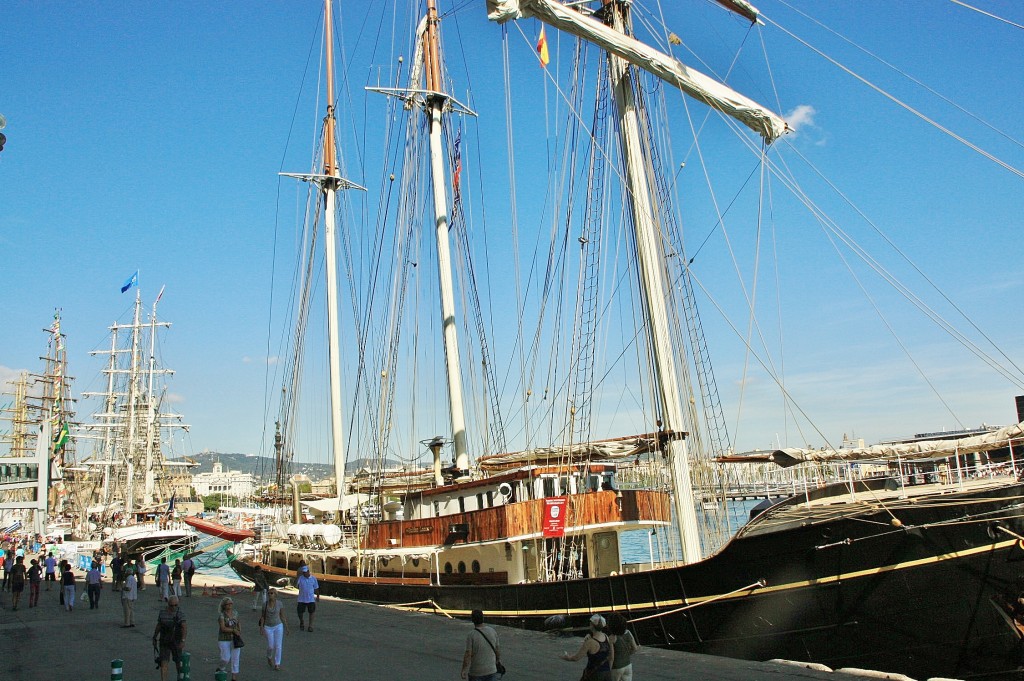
left=444, top=562, right=453, bottom=574
left=412, top=558, right=421, bottom=567
left=472, top=560, right=481, bottom=573
left=458, top=561, right=467, bottom=574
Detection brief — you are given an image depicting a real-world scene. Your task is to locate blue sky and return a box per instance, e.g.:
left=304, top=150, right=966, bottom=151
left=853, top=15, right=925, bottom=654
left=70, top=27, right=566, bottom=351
left=2, top=1, right=1023, bottom=466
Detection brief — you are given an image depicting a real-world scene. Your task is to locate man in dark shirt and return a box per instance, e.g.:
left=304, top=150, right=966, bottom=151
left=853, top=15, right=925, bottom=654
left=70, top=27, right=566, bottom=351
left=9, top=556, right=27, bottom=610
left=153, top=596, right=187, bottom=681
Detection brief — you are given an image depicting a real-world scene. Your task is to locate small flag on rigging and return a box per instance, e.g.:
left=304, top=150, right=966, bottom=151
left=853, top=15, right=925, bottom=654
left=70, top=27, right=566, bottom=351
left=536, top=26, right=550, bottom=67
left=120, top=270, right=139, bottom=293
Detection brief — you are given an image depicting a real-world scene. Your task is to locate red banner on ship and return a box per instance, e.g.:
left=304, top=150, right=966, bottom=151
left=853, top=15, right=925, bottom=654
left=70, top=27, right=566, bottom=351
left=543, top=497, right=568, bottom=538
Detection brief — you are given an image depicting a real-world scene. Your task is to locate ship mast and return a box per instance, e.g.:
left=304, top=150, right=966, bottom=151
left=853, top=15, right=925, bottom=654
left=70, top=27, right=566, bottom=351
left=603, top=1, right=702, bottom=563
left=281, top=0, right=366, bottom=508
left=424, top=0, right=470, bottom=474
left=487, top=0, right=786, bottom=563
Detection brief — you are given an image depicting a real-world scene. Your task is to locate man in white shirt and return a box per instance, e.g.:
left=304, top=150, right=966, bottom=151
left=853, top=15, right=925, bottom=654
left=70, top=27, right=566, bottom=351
left=295, top=565, right=320, bottom=632
left=120, top=563, right=138, bottom=627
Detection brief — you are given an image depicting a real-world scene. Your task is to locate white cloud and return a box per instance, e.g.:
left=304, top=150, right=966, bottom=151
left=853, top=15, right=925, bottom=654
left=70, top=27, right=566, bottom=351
left=242, top=356, right=279, bottom=365
left=785, top=104, right=817, bottom=131
left=0, top=365, right=28, bottom=392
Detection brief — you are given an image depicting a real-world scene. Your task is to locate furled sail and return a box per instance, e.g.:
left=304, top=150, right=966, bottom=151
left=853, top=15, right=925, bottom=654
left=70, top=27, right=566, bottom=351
left=485, top=0, right=786, bottom=143
left=767, top=422, right=1024, bottom=468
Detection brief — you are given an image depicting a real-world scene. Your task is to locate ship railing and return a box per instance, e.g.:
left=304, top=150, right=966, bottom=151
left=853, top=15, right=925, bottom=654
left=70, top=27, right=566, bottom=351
left=138, top=533, right=197, bottom=566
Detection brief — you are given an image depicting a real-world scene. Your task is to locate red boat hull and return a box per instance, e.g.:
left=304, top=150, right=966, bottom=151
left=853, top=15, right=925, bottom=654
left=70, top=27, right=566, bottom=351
left=183, top=516, right=254, bottom=542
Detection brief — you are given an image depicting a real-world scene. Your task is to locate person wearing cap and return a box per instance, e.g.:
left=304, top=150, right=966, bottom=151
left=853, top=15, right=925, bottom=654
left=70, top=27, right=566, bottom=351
left=295, top=565, right=320, bottom=632
left=560, top=614, right=614, bottom=681
left=153, top=596, right=187, bottom=681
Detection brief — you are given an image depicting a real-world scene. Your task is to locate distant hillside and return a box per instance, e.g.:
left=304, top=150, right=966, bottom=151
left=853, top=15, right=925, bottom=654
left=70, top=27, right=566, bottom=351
left=173, top=451, right=402, bottom=481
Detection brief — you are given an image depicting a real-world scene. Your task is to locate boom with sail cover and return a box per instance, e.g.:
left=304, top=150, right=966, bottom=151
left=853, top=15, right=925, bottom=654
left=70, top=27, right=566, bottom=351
left=485, top=0, right=787, bottom=143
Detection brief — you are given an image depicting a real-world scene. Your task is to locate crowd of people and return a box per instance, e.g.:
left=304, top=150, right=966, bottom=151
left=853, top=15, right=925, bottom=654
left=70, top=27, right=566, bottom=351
left=3, top=538, right=643, bottom=681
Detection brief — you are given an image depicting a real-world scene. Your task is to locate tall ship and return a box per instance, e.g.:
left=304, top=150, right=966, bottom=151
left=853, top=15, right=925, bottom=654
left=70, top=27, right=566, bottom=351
left=0, top=311, right=81, bottom=536
left=77, top=283, right=198, bottom=559
left=232, top=1, right=1024, bottom=679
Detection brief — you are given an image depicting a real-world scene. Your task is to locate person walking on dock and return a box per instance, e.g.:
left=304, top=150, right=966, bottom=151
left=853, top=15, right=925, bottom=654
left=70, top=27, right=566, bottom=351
left=153, top=595, right=187, bottom=681
left=461, top=609, right=502, bottom=681
left=86, top=561, right=102, bottom=609
left=171, top=559, right=183, bottom=598
left=258, top=587, right=287, bottom=670
left=295, top=565, right=319, bottom=632
left=111, top=553, right=124, bottom=592
left=136, top=557, right=147, bottom=591
left=607, top=613, right=639, bottom=681
left=60, top=562, right=76, bottom=612
left=43, top=552, right=56, bottom=591
left=182, top=556, right=195, bottom=597
left=27, top=557, right=41, bottom=607
left=217, top=596, right=243, bottom=681
left=120, top=562, right=137, bottom=628
left=9, top=555, right=26, bottom=610
left=560, top=614, right=614, bottom=681
left=156, top=557, right=170, bottom=601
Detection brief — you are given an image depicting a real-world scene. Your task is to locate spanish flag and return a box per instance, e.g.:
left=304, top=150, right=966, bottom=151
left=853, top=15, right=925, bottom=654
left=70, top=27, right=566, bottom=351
left=536, top=26, right=550, bottom=67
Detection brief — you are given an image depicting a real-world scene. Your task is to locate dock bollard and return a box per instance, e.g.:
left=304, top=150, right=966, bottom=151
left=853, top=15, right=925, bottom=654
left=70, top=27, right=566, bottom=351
left=178, top=651, right=191, bottom=681
left=111, top=659, right=123, bottom=681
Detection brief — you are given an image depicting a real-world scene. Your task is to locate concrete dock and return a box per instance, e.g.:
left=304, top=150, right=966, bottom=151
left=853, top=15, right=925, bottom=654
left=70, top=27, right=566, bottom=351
left=0, top=574, right=893, bottom=681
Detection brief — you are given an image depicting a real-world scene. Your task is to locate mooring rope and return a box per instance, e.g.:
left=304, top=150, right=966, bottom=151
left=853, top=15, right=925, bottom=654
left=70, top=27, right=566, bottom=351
left=627, top=579, right=767, bottom=624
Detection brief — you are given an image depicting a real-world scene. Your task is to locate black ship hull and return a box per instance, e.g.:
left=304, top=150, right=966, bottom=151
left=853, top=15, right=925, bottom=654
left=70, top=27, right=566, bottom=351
left=233, top=480, right=1024, bottom=679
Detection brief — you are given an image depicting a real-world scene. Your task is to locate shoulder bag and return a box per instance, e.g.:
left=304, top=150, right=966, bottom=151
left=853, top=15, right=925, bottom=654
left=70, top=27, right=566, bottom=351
left=474, top=629, right=505, bottom=676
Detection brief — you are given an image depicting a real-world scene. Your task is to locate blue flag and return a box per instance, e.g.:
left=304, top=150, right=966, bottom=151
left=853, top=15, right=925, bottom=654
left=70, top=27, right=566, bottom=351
left=120, top=271, right=138, bottom=293
left=167, top=493, right=175, bottom=513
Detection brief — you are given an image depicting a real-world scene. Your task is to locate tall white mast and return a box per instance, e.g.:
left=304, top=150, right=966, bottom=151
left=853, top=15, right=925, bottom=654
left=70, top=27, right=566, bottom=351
left=424, top=0, right=470, bottom=473
left=366, top=2, right=477, bottom=475
left=142, top=293, right=162, bottom=505
left=605, top=2, right=702, bottom=563
left=124, top=289, right=142, bottom=515
left=281, top=0, right=367, bottom=506
left=99, top=326, right=119, bottom=505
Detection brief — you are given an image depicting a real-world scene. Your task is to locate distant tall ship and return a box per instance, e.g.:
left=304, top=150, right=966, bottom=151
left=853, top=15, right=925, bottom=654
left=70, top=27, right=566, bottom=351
left=0, top=311, right=80, bottom=536
left=77, top=283, right=198, bottom=559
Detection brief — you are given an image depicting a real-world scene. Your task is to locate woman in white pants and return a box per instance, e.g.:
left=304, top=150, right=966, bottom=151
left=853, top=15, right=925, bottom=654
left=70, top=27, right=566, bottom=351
left=258, top=588, right=288, bottom=670
left=217, top=597, right=242, bottom=681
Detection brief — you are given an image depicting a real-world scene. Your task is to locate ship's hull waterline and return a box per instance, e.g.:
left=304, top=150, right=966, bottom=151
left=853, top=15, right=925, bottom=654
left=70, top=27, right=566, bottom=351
left=233, top=479, right=1024, bottom=679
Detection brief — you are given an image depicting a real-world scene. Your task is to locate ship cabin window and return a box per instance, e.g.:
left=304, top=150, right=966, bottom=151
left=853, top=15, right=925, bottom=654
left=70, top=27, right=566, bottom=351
left=476, top=493, right=484, bottom=510
left=542, top=477, right=557, bottom=498
left=588, top=475, right=602, bottom=492
left=458, top=561, right=467, bottom=573
left=599, top=472, right=616, bottom=491
left=458, top=496, right=466, bottom=513
left=412, top=558, right=420, bottom=567
left=433, top=501, right=439, bottom=518
left=445, top=562, right=453, bottom=574
left=472, top=560, right=481, bottom=573
left=487, top=491, right=494, bottom=508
